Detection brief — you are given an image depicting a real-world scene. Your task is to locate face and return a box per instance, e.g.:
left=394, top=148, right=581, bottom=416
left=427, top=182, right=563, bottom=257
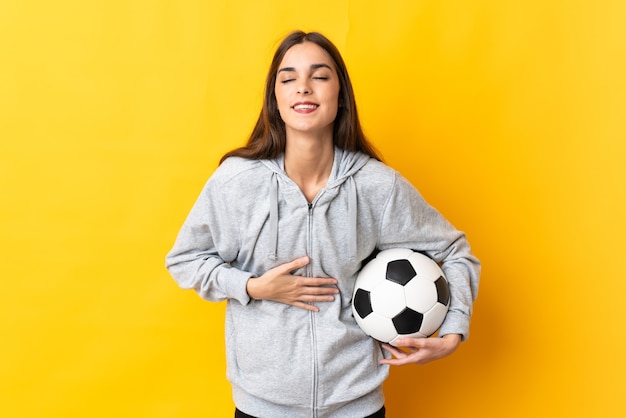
left=274, top=42, right=341, bottom=138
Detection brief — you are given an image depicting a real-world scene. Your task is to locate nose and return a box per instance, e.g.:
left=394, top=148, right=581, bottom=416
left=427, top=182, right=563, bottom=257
left=297, top=81, right=311, bottom=95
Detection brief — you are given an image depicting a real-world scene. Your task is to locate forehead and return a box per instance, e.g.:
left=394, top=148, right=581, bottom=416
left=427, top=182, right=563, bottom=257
left=278, top=42, right=336, bottom=71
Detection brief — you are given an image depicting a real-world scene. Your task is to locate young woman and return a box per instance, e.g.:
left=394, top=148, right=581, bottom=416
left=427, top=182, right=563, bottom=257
left=166, top=30, right=480, bottom=418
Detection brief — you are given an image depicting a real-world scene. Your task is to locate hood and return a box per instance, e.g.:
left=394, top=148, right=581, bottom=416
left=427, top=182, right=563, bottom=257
left=261, top=146, right=370, bottom=186
left=260, top=147, right=371, bottom=261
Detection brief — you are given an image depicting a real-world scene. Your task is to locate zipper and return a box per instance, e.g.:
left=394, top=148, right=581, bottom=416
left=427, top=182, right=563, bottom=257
left=307, top=202, right=318, bottom=418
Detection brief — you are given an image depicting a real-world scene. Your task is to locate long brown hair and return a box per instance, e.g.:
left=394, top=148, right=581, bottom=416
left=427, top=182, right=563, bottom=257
left=220, top=30, right=381, bottom=163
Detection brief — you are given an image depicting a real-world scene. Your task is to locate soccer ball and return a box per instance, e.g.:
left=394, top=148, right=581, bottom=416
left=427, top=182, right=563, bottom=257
left=352, top=248, right=450, bottom=346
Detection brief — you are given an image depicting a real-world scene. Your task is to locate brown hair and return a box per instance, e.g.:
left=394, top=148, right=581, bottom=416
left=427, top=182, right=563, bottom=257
left=220, top=30, right=381, bottom=163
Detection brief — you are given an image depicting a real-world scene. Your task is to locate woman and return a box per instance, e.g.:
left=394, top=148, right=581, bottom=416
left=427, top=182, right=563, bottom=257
left=166, top=30, right=480, bottom=418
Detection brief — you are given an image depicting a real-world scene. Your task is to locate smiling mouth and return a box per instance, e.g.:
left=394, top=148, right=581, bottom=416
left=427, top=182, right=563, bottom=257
left=293, top=103, right=318, bottom=110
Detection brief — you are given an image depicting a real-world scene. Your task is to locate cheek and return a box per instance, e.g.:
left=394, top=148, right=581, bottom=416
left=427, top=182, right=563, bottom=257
left=329, top=84, right=341, bottom=110
left=273, top=91, right=287, bottom=119
left=328, top=90, right=341, bottom=115
left=274, top=89, right=290, bottom=109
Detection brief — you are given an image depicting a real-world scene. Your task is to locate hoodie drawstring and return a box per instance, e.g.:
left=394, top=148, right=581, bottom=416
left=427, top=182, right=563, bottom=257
left=347, top=176, right=358, bottom=262
left=269, top=172, right=279, bottom=260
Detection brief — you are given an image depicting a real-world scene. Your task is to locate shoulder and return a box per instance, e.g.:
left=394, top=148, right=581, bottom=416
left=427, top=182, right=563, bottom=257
left=202, top=157, right=274, bottom=203
left=208, top=157, right=269, bottom=188
left=355, top=159, right=424, bottom=204
left=354, top=159, right=399, bottom=188
left=362, top=158, right=398, bottom=175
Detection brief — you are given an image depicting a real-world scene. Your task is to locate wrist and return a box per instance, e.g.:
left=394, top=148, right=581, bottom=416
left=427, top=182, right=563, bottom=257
left=442, top=333, right=462, bottom=346
left=246, top=277, right=260, bottom=300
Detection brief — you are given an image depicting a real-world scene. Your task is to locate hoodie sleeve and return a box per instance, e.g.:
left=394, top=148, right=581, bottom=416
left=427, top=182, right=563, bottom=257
left=378, top=172, right=481, bottom=341
left=165, top=174, right=253, bottom=305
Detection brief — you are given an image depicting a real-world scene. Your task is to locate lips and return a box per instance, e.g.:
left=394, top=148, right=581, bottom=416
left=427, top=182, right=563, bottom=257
left=292, top=102, right=319, bottom=112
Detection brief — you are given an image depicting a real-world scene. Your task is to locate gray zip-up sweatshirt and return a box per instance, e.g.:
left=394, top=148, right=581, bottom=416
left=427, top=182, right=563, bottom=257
left=166, top=147, right=480, bottom=418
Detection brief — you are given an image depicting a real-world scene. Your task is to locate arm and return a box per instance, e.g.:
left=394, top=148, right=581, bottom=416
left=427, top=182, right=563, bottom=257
left=166, top=175, right=339, bottom=309
left=165, top=178, right=253, bottom=304
left=377, top=173, right=480, bottom=363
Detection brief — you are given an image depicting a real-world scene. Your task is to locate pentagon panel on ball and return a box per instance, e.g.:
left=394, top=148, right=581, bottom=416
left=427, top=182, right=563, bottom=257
left=351, top=248, right=450, bottom=346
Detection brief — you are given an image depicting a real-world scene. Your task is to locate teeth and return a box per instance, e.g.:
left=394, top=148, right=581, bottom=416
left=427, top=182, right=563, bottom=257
left=294, top=104, right=317, bottom=110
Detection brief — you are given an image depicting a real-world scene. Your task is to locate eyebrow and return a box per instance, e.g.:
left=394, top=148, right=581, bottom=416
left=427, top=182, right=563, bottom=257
left=278, top=63, right=333, bottom=73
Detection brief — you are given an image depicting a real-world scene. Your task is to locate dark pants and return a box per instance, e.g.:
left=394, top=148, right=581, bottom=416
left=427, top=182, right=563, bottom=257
left=235, top=406, right=386, bottom=418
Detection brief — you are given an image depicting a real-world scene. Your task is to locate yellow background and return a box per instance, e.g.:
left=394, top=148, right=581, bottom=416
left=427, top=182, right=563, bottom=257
left=1, top=0, right=625, bottom=417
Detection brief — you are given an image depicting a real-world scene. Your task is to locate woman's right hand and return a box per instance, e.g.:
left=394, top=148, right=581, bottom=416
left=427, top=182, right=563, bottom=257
left=246, top=256, right=339, bottom=311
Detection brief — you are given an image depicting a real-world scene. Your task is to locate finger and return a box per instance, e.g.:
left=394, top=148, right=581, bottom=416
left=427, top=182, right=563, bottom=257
left=302, top=285, right=339, bottom=295
left=382, top=347, right=426, bottom=366
left=381, top=344, right=407, bottom=359
left=302, top=277, right=338, bottom=286
left=292, top=301, right=320, bottom=312
left=394, top=337, right=425, bottom=348
left=278, top=256, right=310, bottom=274
left=297, top=295, right=326, bottom=303
left=380, top=356, right=416, bottom=366
left=298, top=293, right=336, bottom=303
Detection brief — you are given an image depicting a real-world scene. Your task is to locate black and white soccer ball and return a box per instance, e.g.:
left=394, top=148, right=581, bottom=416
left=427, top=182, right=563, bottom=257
left=352, top=248, right=450, bottom=346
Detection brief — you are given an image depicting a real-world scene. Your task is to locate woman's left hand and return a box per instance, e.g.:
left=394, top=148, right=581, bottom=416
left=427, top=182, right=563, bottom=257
left=379, top=334, right=462, bottom=366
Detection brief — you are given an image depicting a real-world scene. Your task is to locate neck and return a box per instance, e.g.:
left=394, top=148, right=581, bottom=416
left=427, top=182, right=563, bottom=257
left=284, top=132, right=334, bottom=202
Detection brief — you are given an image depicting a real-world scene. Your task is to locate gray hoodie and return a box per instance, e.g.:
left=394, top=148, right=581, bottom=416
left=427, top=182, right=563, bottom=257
left=166, top=147, right=480, bottom=417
